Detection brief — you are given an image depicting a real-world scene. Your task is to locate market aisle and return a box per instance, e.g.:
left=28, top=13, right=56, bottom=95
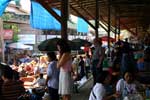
left=72, top=78, right=93, bottom=100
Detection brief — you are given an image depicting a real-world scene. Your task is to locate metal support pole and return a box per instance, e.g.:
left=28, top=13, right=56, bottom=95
left=95, top=0, right=99, bottom=38
left=61, top=0, right=69, bottom=40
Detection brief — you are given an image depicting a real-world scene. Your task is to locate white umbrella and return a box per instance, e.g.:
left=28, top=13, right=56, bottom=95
left=7, top=42, right=33, bottom=50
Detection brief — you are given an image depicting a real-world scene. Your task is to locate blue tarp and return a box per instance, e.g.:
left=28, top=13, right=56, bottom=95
left=77, top=17, right=88, bottom=33
left=30, top=1, right=61, bottom=30
left=0, top=0, right=11, bottom=16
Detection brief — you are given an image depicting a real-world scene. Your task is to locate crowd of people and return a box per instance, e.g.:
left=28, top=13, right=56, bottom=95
left=0, top=36, right=150, bottom=100
left=89, top=36, right=150, bottom=100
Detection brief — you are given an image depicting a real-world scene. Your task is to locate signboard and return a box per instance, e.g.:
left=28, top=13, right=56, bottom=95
left=18, top=34, right=35, bottom=44
left=0, top=29, right=13, bottom=40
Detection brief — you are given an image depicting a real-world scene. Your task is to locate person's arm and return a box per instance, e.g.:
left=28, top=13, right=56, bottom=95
left=45, top=76, right=50, bottom=86
left=115, top=79, right=124, bottom=98
left=46, top=63, right=53, bottom=85
left=32, top=78, right=39, bottom=86
left=57, top=53, right=71, bottom=68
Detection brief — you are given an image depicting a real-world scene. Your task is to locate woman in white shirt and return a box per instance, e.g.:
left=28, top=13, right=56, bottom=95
left=116, top=71, right=137, bottom=100
left=89, top=71, right=116, bottom=100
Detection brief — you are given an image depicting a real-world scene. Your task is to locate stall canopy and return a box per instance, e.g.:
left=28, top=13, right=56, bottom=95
left=7, top=42, right=33, bottom=50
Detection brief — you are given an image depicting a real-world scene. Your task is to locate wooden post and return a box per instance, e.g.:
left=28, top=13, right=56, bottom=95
left=0, top=18, right=5, bottom=62
left=108, top=0, right=111, bottom=56
left=95, top=0, right=99, bottom=38
left=118, top=17, right=120, bottom=40
left=61, top=0, right=69, bottom=40
left=115, top=14, right=117, bottom=41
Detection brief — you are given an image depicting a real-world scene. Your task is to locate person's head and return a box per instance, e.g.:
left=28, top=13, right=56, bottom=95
left=39, top=73, right=43, bottom=79
left=13, top=70, right=20, bottom=80
left=56, top=39, right=71, bottom=54
left=86, top=53, right=90, bottom=58
left=96, top=71, right=112, bottom=85
left=93, top=38, right=102, bottom=46
left=47, top=51, right=57, bottom=61
left=123, top=71, right=134, bottom=84
left=0, top=63, right=6, bottom=78
left=125, top=38, right=128, bottom=42
left=1, top=64, right=13, bottom=81
left=80, top=56, right=83, bottom=60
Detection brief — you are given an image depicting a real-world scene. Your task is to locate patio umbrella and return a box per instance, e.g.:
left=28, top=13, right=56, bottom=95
left=38, top=37, right=76, bottom=51
left=71, top=38, right=92, bottom=50
left=32, top=52, right=44, bottom=57
left=100, top=36, right=115, bottom=42
left=7, top=42, right=33, bottom=50
left=38, top=37, right=60, bottom=51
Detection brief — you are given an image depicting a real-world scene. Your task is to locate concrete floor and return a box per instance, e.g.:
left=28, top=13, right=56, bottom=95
left=72, top=78, right=93, bottom=100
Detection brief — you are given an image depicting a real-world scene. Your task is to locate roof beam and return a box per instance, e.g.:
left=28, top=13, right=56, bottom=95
left=71, top=0, right=112, bottom=33
left=70, top=5, right=96, bottom=30
left=110, top=0, right=150, bottom=5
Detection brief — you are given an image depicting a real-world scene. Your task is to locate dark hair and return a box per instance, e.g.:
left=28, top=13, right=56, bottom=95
left=47, top=52, right=57, bottom=61
left=0, top=63, right=6, bottom=77
left=13, top=70, right=20, bottom=80
left=56, top=39, right=71, bottom=54
left=1, top=64, right=13, bottom=79
left=39, top=73, right=43, bottom=78
left=122, top=71, right=133, bottom=80
left=96, top=71, right=110, bottom=84
left=80, top=56, right=83, bottom=59
left=93, top=38, right=102, bottom=45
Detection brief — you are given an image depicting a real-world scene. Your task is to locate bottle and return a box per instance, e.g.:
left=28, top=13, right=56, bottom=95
left=148, top=87, right=150, bottom=99
left=123, top=87, right=128, bottom=97
left=146, top=87, right=150, bottom=100
left=123, top=96, right=129, bottom=100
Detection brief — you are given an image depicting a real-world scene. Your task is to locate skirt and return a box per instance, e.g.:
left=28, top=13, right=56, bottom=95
left=58, top=68, right=72, bottom=95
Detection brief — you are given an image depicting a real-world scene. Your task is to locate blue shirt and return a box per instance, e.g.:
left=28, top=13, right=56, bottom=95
left=47, top=61, right=59, bottom=89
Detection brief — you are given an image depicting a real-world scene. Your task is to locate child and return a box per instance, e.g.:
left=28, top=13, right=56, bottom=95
left=32, top=73, right=46, bottom=88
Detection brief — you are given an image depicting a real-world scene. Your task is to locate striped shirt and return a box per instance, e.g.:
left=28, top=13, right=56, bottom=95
left=1, top=80, right=25, bottom=100
left=0, top=79, right=3, bottom=98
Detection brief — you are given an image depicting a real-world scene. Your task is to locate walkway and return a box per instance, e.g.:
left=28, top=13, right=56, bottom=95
left=72, top=78, right=93, bottom=100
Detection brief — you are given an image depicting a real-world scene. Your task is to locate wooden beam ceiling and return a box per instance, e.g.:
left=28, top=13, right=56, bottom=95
left=37, top=0, right=150, bottom=33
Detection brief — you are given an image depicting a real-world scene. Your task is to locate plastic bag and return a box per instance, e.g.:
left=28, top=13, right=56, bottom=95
left=123, top=94, right=143, bottom=100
